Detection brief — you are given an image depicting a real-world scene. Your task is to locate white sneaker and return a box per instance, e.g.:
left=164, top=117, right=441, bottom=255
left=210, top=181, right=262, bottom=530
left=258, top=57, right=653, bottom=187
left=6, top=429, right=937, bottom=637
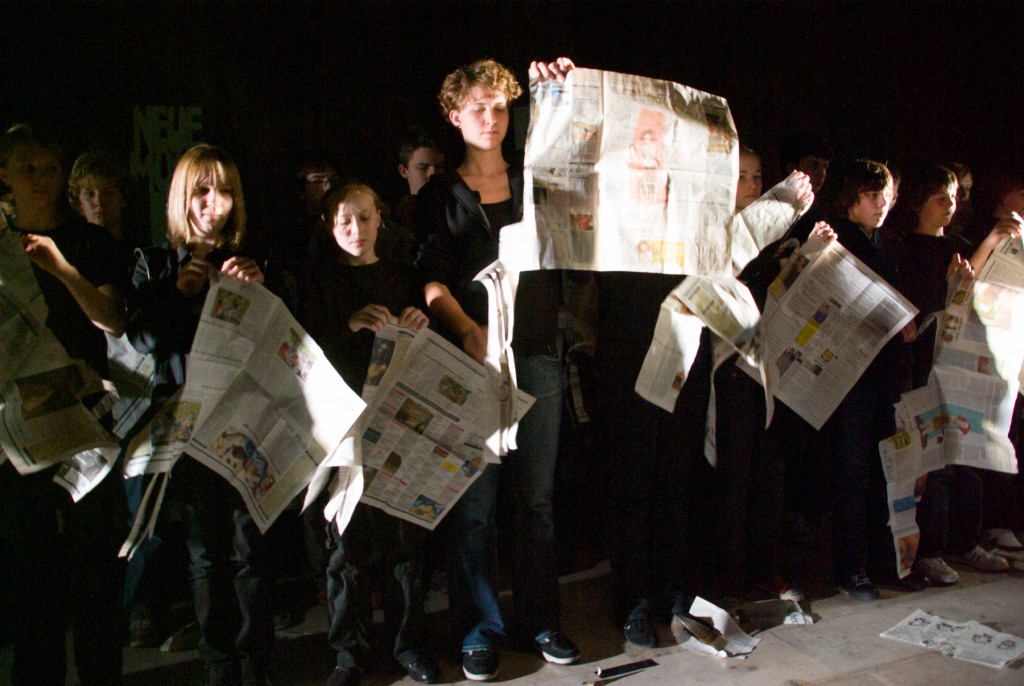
left=949, top=545, right=1010, bottom=573
left=984, top=528, right=1024, bottom=552
left=912, top=557, right=959, bottom=585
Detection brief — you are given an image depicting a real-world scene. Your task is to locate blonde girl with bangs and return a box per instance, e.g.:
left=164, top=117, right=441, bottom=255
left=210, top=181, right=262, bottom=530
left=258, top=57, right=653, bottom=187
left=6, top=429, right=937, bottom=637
left=126, top=143, right=272, bottom=686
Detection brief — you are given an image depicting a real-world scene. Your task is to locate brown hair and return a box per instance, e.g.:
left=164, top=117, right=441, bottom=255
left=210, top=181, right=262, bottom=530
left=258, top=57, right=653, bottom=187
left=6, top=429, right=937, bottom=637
left=166, top=144, right=246, bottom=250
left=437, top=59, right=523, bottom=119
left=67, top=151, right=128, bottom=212
left=834, top=158, right=893, bottom=213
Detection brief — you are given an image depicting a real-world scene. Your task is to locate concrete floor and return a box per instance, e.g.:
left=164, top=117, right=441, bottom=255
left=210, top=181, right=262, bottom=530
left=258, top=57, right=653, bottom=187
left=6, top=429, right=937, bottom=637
left=112, top=561, right=1024, bottom=686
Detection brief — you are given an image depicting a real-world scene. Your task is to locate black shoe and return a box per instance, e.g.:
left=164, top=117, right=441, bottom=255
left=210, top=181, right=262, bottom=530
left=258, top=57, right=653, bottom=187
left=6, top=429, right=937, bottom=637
left=537, top=631, right=580, bottom=665
left=325, top=666, right=362, bottom=686
left=624, top=608, right=656, bottom=648
left=839, top=569, right=880, bottom=601
left=400, top=653, right=443, bottom=684
left=462, top=649, right=499, bottom=681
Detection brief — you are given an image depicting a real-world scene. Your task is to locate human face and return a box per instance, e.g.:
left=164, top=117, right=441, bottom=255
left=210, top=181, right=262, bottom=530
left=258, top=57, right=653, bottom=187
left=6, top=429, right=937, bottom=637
left=449, top=87, right=509, bottom=152
left=848, top=185, right=894, bottom=233
left=399, top=147, right=445, bottom=195
left=917, top=184, right=957, bottom=235
left=0, top=144, right=64, bottom=218
left=188, top=173, right=234, bottom=244
left=798, top=155, right=829, bottom=192
left=736, top=153, right=763, bottom=211
left=1000, top=188, right=1024, bottom=216
left=331, top=190, right=380, bottom=265
left=77, top=175, right=126, bottom=230
left=300, top=166, right=339, bottom=216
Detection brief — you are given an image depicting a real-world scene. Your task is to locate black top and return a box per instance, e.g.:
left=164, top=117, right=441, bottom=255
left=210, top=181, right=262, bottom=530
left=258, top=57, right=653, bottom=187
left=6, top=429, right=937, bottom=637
left=12, top=218, right=122, bottom=377
left=415, top=167, right=561, bottom=355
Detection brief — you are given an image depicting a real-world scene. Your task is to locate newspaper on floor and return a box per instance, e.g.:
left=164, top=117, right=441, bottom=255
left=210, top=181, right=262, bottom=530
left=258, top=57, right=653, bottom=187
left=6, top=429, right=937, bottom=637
left=671, top=596, right=760, bottom=658
left=501, top=67, right=808, bottom=276
left=879, top=272, right=1024, bottom=576
left=731, top=599, right=814, bottom=634
left=357, top=327, right=533, bottom=530
left=0, top=222, right=118, bottom=478
left=882, top=608, right=1024, bottom=669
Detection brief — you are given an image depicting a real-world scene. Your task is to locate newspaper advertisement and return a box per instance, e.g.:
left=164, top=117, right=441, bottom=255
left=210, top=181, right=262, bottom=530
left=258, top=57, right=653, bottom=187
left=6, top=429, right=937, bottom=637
left=755, top=240, right=917, bottom=430
left=182, top=275, right=366, bottom=532
left=882, top=608, right=1024, bottom=669
left=358, top=328, right=533, bottom=529
left=0, top=223, right=118, bottom=475
left=501, top=67, right=807, bottom=276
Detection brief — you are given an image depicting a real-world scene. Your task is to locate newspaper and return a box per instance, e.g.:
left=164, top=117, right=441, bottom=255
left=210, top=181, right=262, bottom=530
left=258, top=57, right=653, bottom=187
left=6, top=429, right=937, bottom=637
left=0, top=223, right=118, bottom=475
left=878, top=273, right=1024, bottom=576
left=106, top=332, right=156, bottom=439
left=182, top=275, right=366, bottom=532
left=882, top=608, right=1024, bottom=668
left=634, top=290, right=704, bottom=412
left=754, top=239, right=917, bottom=430
left=671, top=596, right=760, bottom=658
left=501, top=68, right=808, bottom=276
left=357, top=328, right=533, bottom=529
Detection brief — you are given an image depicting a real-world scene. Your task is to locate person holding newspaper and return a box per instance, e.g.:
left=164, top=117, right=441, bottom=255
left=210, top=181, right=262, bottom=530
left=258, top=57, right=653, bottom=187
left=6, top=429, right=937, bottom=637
left=892, top=163, right=1020, bottom=585
left=125, top=144, right=273, bottom=686
left=0, top=123, right=127, bottom=686
left=414, top=57, right=580, bottom=681
left=300, top=182, right=440, bottom=686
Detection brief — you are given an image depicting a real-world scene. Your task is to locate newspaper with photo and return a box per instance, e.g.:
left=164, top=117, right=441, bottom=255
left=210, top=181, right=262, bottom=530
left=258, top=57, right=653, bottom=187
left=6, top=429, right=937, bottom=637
left=357, top=328, right=533, bottom=530
left=0, top=222, right=118, bottom=476
left=501, top=67, right=807, bottom=276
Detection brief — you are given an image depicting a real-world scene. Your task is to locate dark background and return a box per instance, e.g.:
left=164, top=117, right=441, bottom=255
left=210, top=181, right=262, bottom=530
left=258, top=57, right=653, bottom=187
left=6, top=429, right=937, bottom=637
left=3, top=0, right=1022, bottom=246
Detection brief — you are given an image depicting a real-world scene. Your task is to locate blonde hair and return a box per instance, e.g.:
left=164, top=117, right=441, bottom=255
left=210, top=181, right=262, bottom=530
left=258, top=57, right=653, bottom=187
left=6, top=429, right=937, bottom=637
left=437, top=58, right=523, bottom=119
left=166, top=144, right=246, bottom=250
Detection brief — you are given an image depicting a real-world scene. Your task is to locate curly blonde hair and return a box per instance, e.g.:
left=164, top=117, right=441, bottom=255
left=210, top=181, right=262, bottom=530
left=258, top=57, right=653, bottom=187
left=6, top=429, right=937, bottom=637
left=437, top=59, right=523, bottom=120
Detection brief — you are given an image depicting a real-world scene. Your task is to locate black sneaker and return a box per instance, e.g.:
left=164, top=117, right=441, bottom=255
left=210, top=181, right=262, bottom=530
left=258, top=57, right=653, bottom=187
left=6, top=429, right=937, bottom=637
left=399, top=652, right=443, bottom=684
left=624, top=607, right=656, bottom=648
left=537, top=631, right=580, bottom=665
left=839, top=569, right=879, bottom=601
left=462, top=649, right=498, bottom=681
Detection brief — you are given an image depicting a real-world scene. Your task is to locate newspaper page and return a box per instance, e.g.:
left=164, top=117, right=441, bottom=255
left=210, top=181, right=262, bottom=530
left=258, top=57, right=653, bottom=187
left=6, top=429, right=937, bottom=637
left=882, top=609, right=1024, bottom=669
left=183, top=275, right=366, bottom=532
left=360, top=324, right=417, bottom=404
left=755, top=240, right=917, bottom=430
left=106, top=332, right=156, bottom=439
left=0, top=223, right=118, bottom=474
left=358, top=328, right=533, bottom=529
left=635, top=287, right=704, bottom=412
left=509, top=67, right=736, bottom=274
left=976, top=234, right=1024, bottom=290
left=877, top=274, right=1024, bottom=575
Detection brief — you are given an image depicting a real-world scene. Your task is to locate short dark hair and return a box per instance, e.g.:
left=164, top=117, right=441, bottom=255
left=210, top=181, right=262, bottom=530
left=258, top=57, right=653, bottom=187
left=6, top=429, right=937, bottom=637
left=900, top=163, right=957, bottom=218
left=834, top=159, right=893, bottom=212
left=397, top=126, right=438, bottom=166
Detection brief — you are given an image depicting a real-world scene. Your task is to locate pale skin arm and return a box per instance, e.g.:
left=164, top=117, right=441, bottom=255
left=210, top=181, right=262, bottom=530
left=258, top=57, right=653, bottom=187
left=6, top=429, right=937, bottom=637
left=968, top=216, right=1022, bottom=274
left=349, top=304, right=429, bottom=334
left=424, top=281, right=487, bottom=363
left=177, top=255, right=265, bottom=298
left=22, top=233, right=125, bottom=337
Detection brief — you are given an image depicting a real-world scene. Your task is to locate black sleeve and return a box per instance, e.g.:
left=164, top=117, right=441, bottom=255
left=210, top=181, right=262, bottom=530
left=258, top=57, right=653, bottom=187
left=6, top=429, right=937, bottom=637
left=126, top=248, right=204, bottom=356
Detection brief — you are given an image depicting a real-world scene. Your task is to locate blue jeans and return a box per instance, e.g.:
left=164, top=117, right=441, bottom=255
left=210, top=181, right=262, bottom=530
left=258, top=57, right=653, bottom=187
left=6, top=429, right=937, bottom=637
left=174, top=458, right=273, bottom=686
left=450, top=352, right=563, bottom=652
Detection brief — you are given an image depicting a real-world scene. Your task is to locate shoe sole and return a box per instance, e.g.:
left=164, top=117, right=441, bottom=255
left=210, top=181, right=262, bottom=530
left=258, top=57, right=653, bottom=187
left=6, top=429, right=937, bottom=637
left=463, top=668, right=497, bottom=681
left=541, top=652, right=580, bottom=665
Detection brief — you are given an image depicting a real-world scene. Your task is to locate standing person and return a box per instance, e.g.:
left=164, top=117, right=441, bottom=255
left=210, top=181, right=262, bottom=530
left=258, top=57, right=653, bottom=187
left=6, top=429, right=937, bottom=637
left=415, top=57, right=580, bottom=681
left=301, top=183, right=440, bottom=686
left=126, top=144, right=273, bottom=686
left=823, top=159, right=913, bottom=600
left=892, top=163, right=1015, bottom=586
left=395, top=125, right=445, bottom=234
left=0, top=123, right=126, bottom=686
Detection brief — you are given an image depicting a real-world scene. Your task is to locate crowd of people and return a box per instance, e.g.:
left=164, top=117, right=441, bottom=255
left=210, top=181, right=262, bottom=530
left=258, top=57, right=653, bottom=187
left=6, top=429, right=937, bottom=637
left=2, top=55, right=1024, bottom=686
